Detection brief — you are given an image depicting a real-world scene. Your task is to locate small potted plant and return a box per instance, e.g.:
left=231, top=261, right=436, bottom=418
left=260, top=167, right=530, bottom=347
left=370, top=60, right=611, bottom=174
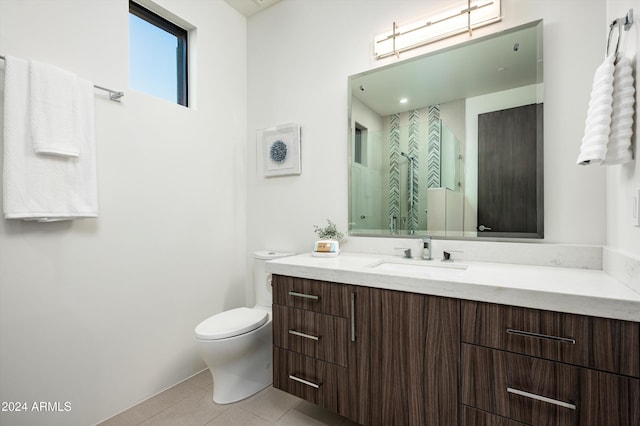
left=312, top=219, right=344, bottom=257
left=313, top=219, right=344, bottom=241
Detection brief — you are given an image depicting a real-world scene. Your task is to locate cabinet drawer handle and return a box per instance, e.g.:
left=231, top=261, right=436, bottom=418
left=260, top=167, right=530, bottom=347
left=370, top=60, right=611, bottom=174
left=288, top=291, right=319, bottom=301
left=289, top=374, right=321, bottom=389
left=507, top=387, right=576, bottom=410
left=506, top=328, right=576, bottom=345
left=288, top=329, right=320, bottom=341
left=351, top=292, right=356, bottom=342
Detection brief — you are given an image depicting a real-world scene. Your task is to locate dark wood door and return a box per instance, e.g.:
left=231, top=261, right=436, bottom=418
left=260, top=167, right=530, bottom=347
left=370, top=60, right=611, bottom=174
left=369, top=288, right=459, bottom=426
left=477, top=103, right=543, bottom=238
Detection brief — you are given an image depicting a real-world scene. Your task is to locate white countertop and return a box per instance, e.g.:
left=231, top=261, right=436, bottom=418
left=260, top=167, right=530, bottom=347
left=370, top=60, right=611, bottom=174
left=266, top=253, right=640, bottom=322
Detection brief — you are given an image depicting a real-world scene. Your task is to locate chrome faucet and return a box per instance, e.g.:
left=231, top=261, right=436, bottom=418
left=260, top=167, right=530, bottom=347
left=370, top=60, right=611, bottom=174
left=421, top=236, right=432, bottom=260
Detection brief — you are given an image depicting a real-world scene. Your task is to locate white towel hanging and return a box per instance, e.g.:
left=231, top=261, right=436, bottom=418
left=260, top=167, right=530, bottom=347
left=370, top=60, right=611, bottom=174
left=2, top=56, right=99, bottom=221
left=577, top=14, right=636, bottom=167
left=602, top=55, right=635, bottom=165
left=576, top=54, right=615, bottom=165
left=29, top=59, right=81, bottom=158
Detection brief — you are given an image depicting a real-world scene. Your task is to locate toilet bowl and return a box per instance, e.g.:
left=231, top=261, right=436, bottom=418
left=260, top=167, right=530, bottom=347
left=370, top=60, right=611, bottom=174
left=194, top=250, right=293, bottom=404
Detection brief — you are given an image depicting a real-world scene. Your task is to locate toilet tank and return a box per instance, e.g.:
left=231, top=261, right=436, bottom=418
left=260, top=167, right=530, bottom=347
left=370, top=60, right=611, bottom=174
left=253, top=251, right=294, bottom=307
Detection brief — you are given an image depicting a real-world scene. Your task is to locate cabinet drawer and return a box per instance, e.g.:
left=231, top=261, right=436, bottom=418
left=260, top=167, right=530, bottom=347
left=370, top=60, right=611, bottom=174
left=461, top=344, right=640, bottom=426
left=461, top=300, right=640, bottom=377
left=272, top=275, right=350, bottom=317
left=273, top=305, right=349, bottom=367
left=463, top=406, right=528, bottom=426
left=273, top=347, right=349, bottom=417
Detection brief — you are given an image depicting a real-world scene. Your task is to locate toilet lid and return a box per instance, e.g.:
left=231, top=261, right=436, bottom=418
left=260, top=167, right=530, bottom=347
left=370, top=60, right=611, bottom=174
left=194, top=307, right=268, bottom=340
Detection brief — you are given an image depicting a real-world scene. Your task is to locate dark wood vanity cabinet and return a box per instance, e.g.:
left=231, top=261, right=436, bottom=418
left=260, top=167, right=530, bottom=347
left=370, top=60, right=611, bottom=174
left=461, top=300, right=640, bottom=426
left=272, top=275, right=640, bottom=426
left=271, top=275, right=459, bottom=426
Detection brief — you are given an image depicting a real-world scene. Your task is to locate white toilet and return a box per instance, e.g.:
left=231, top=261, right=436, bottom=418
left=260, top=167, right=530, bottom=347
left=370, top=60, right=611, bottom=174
left=194, top=250, right=292, bottom=404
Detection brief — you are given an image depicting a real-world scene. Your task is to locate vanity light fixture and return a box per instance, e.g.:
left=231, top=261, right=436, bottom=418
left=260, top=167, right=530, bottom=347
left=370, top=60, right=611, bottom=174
left=399, top=98, right=408, bottom=104
left=374, top=0, right=502, bottom=60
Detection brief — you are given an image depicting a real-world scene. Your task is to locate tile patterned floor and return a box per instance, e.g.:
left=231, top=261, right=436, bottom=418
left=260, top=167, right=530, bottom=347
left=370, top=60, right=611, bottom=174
left=98, top=371, right=361, bottom=426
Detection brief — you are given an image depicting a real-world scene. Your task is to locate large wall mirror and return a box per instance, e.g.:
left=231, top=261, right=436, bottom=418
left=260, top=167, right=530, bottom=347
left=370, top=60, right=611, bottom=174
left=348, top=20, right=543, bottom=239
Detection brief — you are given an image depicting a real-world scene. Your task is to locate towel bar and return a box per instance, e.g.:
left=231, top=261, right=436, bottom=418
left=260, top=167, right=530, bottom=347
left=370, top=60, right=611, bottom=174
left=0, top=54, right=124, bottom=102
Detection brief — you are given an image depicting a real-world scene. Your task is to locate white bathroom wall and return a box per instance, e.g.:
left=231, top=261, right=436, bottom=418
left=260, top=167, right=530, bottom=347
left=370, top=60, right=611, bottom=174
left=0, top=1, right=247, bottom=425
left=606, top=0, right=640, bottom=259
left=247, top=0, right=607, bottom=258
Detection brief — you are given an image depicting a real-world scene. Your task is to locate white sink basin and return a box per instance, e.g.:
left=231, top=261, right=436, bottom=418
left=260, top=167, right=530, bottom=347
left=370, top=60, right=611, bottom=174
left=368, top=259, right=468, bottom=277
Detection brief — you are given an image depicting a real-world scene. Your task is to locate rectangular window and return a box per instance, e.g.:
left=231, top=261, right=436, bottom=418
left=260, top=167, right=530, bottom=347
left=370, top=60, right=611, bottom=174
left=129, top=1, right=188, bottom=106
left=354, top=123, right=367, bottom=165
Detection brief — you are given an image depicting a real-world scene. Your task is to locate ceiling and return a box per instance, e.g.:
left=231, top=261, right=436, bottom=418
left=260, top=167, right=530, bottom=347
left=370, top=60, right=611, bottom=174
left=351, top=22, right=543, bottom=117
left=224, top=0, right=281, bottom=16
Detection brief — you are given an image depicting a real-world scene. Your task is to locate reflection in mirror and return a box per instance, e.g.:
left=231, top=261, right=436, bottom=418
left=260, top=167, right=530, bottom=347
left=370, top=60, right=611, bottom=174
left=348, top=20, right=543, bottom=239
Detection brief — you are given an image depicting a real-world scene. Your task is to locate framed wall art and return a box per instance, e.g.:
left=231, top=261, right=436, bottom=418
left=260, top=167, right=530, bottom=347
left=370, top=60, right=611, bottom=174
left=257, top=123, right=301, bottom=177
